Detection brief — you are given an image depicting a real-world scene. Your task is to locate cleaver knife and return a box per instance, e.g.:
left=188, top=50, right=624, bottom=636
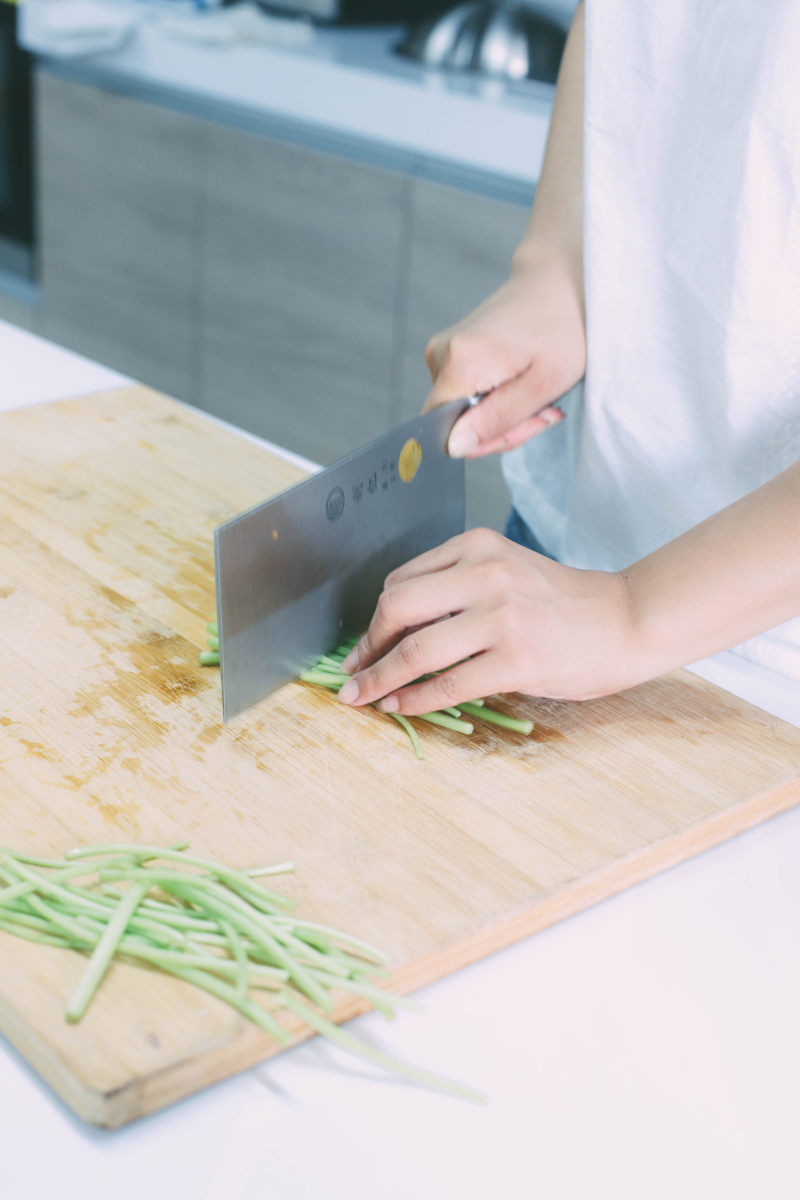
left=214, top=396, right=479, bottom=722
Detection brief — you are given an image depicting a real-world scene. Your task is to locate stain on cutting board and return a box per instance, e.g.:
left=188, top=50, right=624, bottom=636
left=0, top=385, right=799, bottom=1130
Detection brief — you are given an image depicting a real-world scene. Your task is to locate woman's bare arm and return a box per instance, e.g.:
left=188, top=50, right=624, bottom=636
left=337, top=457, right=800, bottom=712
left=424, top=1, right=587, bottom=458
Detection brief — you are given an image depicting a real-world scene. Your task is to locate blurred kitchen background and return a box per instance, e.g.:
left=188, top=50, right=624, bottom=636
left=0, top=0, right=578, bottom=527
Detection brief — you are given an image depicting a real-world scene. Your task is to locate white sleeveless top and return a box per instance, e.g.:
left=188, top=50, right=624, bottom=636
left=503, top=0, right=800, bottom=681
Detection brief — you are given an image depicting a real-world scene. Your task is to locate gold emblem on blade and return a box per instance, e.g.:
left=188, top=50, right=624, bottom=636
left=398, top=438, right=422, bottom=483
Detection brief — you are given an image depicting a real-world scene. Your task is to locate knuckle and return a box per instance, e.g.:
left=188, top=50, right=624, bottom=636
left=442, top=329, right=482, bottom=373
left=434, top=672, right=459, bottom=705
left=463, top=527, right=489, bottom=552
left=359, top=662, right=383, bottom=691
left=424, top=332, right=444, bottom=370
left=449, top=329, right=487, bottom=362
left=484, top=559, right=514, bottom=592
left=363, top=632, right=385, bottom=665
left=466, top=527, right=504, bottom=556
left=355, top=632, right=370, bottom=661
left=443, top=331, right=466, bottom=364
left=397, top=633, right=422, bottom=671
left=493, top=592, right=516, bottom=620
left=473, top=404, right=511, bottom=444
left=358, top=664, right=382, bottom=696
left=375, top=587, right=398, bottom=627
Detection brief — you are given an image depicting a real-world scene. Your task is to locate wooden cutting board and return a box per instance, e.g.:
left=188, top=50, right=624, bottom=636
left=1, top=385, right=799, bottom=1128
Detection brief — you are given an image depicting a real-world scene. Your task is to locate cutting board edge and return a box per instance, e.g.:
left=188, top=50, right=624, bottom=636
left=0, top=984, right=112, bottom=1128
left=12, top=770, right=798, bottom=1130
left=4, top=383, right=800, bottom=1128
left=0, top=981, right=375, bottom=1130
left=89, top=993, right=377, bottom=1129
left=390, top=770, right=800, bottom=993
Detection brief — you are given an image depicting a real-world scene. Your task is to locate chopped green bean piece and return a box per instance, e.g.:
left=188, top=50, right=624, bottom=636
left=459, top=702, right=534, bottom=735
left=66, top=883, right=147, bottom=1023
left=388, top=713, right=425, bottom=760
left=417, top=712, right=474, bottom=735
left=199, top=623, right=531, bottom=756
left=0, top=841, right=483, bottom=1103
left=298, top=670, right=347, bottom=687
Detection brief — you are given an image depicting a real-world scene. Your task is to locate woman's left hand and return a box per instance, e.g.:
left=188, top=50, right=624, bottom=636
left=337, top=528, right=640, bottom=714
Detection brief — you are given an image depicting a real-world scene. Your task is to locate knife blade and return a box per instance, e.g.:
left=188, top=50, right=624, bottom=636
left=214, top=396, right=478, bottom=722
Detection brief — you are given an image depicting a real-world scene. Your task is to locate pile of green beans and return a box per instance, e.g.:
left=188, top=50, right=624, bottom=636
left=200, top=624, right=533, bottom=759
left=299, top=638, right=534, bottom=760
left=0, top=843, right=484, bottom=1102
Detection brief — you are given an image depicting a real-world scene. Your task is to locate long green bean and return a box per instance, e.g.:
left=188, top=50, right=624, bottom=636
left=417, top=711, right=474, bottom=735
left=66, top=882, right=147, bottom=1022
left=458, top=701, right=534, bottom=735
left=388, top=713, right=424, bottom=760
left=0, top=842, right=484, bottom=1103
left=69, top=844, right=296, bottom=909
left=298, top=639, right=534, bottom=757
left=199, top=619, right=533, bottom=758
left=280, top=989, right=486, bottom=1106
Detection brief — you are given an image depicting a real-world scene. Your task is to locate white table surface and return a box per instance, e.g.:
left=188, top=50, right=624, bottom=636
left=2, top=319, right=799, bottom=1200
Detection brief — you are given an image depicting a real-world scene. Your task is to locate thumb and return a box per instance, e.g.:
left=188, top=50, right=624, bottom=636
left=447, top=367, right=556, bottom=457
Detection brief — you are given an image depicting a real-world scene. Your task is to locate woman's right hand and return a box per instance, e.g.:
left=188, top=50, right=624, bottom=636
left=423, top=251, right=587, bottom=458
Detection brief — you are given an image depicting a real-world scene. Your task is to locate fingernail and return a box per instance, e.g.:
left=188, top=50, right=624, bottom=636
left=448, top=426, right=480, bottom=458
left=541, top=407, right=563, bottom=426
left=340, top=646, right=359, bottom=673
left=377, top=695, right=399, bottom=713
left=338, top=678, right=359, bottom=705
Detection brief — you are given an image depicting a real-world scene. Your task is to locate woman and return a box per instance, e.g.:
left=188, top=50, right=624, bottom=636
left=337, top=0, right=800, bottom=714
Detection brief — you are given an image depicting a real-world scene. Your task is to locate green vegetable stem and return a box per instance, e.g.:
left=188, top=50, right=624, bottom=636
left=199, top=621, right=220, bottom=666
left=298, top=637, right=533, bottom=758
left=198, top=622, right=534, bottom=758
left=0, top=843, right=485, bottom=1104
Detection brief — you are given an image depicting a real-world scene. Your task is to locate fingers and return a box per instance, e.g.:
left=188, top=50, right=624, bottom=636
left=446, top=367, right=566, bottom=458
left=380, top=536, right=465, bottom=588
left=341, top=552, right=477, bottom=676
left=341, top=570, right=461, bottom=674
left=381, top=528, right=528, bottom=594
left=422, top=337, right=567, bottom=457
left=450, top=405, right=564, bottom=458
left=378, top=528, right=518, bottom=599
left=338, top=611, right=501, bottom=715
left=376, top=654, right=504, bottom=718
left=340, top=530, right=529, bottom=677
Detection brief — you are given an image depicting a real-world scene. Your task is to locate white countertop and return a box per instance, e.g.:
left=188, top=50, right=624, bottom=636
left=2, top=318, right=800, bottom=1200
left=20, top=2, right=552, bottom=195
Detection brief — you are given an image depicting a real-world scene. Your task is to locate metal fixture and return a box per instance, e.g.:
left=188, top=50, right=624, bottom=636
left=396, top=1, right=567, bottom=84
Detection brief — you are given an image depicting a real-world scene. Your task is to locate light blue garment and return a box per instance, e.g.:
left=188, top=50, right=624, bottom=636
left=502, top=380, right=584, bottom=561
left=503, top=507, right=556, bottom=558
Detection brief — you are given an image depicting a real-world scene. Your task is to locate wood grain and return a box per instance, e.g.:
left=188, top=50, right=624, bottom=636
left=1, top=385, right=799, bottom=1127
